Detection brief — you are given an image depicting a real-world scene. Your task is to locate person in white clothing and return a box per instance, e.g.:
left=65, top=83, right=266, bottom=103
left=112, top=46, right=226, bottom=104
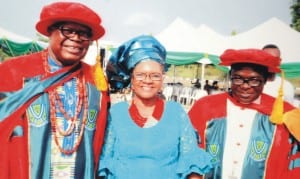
left=262, top=44, right=295, bottom=105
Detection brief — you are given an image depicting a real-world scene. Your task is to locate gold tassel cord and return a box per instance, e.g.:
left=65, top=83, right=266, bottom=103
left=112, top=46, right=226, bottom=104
left=93, top=41, right=108, bottom=91
left=269, top=71, right=285, bottom=124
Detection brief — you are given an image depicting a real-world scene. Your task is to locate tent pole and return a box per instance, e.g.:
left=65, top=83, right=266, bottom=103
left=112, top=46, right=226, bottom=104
left=173, top=65, right=176, bottom=83
left=201, top=63, right=205, bottom=90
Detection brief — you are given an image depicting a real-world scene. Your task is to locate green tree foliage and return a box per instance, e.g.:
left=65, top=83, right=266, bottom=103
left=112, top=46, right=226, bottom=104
left=290, top=0, right=300, bottom=32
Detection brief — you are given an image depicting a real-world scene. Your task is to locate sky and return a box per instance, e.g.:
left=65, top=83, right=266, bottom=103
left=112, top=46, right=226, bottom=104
left=0, top=0, right=294, bottom=44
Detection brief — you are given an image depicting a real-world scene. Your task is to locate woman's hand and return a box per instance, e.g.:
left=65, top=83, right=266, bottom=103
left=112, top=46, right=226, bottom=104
left=187, top=173, right=203, bottom=179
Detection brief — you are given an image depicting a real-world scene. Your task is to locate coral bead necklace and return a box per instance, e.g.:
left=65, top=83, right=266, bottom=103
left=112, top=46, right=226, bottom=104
left=49, top=76, right=84, bottom=136
left=48, top=74, right=88, bottom=155
left=129, top=97, right=164, bottom=127
left=43, top=50, right=88, bottom=155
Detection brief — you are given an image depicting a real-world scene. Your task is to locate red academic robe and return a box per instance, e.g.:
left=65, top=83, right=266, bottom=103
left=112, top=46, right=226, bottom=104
left=0, top=50, right=109, bottom=178
left=188, top=93, right=299, bottom=179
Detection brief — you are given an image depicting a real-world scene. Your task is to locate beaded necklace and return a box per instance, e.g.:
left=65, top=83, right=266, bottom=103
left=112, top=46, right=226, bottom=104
left=49, top=77, right=84, bottom=136
left=43, top=50, right=88, bottom=155
left=49, top=77, right=88, bottom=155
left=129, top=97, right=164, bottom=127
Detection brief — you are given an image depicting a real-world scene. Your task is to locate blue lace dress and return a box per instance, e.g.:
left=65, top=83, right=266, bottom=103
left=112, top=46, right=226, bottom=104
left=98, top=101, right=214, bottom=179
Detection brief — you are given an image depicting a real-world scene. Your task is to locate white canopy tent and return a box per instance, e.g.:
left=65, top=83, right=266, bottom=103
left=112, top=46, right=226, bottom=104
left=0, top=26, right=33, bottom=42
left=155, top=17, right=225, bottom=54
left=155, top=17, right=300, bottom=64
left=0, top=26, right=47, bottom=47
left=225, top=17, right=300, bottom=63
left=155, top=18, right=227, bottom=83
left=155, top=18, right=205, bottom=52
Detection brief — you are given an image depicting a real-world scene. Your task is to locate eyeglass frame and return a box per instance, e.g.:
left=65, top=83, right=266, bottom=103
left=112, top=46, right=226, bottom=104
left=132, top=72, right=163, bottom=81
left=57, top=26, right=92, bottom=41
left=230, top=76, right=264, bottom=87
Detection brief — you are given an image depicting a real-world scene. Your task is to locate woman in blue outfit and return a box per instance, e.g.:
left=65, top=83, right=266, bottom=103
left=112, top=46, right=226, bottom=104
left=98, top=35, right=214, bottom=178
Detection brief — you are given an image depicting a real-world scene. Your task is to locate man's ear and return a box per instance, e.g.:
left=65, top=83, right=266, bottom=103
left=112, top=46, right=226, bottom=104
left=267, top=73, right=275, bottom=82
left=228, top=69, right=235, bottom=78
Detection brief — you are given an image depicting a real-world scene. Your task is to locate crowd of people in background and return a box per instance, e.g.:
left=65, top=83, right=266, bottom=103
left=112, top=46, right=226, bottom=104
left=112, top=78, right=224, bottom=108
left=111, top=79, right=223, bottom=108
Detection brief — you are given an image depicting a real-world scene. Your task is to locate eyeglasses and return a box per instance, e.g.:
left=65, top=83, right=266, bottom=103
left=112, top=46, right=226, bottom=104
left=58, top=26, right=92, bottom=41
left=133, top=72, right=163, bottom=81
left=231, top=76, right=264, bottom=87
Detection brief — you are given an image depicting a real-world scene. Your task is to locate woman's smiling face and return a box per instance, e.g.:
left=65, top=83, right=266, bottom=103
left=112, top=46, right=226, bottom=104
left=131, top=60, right=164, bottom=101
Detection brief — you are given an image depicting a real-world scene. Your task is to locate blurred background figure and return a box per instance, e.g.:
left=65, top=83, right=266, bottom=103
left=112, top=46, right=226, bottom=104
left=262, top=44, right=295, bottom=105
left=191, top=78, right=201, bottom=89
left=203, top=79, right=212, bottom=95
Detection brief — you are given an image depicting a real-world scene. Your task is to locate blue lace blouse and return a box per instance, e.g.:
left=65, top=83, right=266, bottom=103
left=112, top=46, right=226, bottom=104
left=98, top=101, right=214, bottom=178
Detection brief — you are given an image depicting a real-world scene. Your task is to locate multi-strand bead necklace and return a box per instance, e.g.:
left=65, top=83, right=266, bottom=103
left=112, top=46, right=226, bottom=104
left=43, top=50, right=88, bottom=155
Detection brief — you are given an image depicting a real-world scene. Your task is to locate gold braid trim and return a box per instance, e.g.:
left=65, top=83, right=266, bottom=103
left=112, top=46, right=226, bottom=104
left=269, top=70, right=285, bottom=124
left=93, top=41, right=108, bottom=91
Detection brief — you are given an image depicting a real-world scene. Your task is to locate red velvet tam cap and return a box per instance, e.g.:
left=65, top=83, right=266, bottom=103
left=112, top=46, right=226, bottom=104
left=35, top=2, right=105, bottom=40
left=219, top=49, right=281, bottom=73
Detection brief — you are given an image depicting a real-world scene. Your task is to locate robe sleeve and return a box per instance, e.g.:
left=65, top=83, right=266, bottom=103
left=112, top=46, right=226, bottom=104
left=97, top=114, right=116, bottom=177
left=176, top=105, right=215, bottom=178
